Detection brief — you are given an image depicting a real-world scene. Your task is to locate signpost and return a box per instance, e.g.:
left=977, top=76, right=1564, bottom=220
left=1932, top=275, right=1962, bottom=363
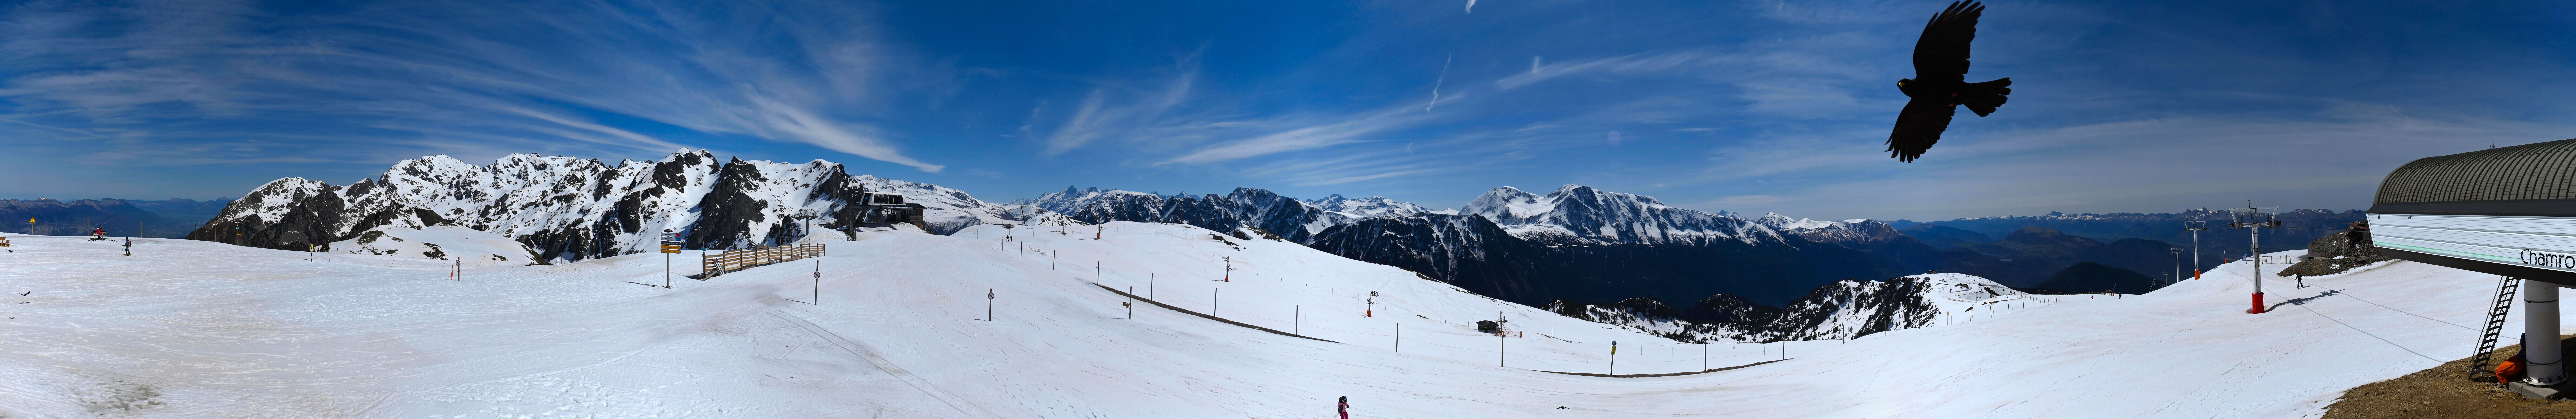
left=660, top=230, right=681, bottom=289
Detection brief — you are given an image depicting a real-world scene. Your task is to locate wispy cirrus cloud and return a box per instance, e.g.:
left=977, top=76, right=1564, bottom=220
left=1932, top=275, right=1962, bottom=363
left=1160, top=108, right=1434, bottom=165
left=0, top=0, right=946, bottom=176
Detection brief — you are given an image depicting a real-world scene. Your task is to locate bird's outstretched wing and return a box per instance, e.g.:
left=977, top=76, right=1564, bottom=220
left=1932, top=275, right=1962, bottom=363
left=1886, top=96, right=1955, bottom=162
left=1912, top=1, right=1983, bottom=83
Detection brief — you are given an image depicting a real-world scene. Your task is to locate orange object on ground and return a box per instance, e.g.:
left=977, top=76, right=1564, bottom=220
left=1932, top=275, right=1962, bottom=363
left=2500, top=353, right=2527, bottom=381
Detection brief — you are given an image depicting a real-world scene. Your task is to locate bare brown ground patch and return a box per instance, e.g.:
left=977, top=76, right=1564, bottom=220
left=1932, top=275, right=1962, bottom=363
left=2325, top=334, right=2576, bottom=418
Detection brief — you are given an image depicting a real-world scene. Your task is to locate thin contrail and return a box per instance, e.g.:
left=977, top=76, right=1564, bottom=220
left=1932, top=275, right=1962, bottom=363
left=1426, top=54, right=1452, bottom=112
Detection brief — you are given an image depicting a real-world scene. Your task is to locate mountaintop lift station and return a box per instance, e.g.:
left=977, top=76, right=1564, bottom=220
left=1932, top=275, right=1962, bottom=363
left=2370, top=138, right=2576, bottom=399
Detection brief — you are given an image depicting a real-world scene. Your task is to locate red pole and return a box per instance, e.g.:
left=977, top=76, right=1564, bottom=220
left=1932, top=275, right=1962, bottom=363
left=2247, top=293, right=2266, bottom=314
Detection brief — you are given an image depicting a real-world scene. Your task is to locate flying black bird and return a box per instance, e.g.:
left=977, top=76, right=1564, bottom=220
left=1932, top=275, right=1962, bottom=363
left=1886, top=1, right=2011, bottom=162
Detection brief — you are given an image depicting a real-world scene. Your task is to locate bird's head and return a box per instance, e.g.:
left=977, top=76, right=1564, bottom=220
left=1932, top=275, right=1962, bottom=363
left=1896, top=78, right=1918, bottom=95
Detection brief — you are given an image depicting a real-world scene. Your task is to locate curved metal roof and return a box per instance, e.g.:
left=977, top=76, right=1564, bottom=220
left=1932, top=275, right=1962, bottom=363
left=2372, top=138, right=2576, bottom=216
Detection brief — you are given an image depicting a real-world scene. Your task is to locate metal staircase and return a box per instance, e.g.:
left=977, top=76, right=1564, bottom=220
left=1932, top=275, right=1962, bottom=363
left=2469, top=276, right=2523, bottom=384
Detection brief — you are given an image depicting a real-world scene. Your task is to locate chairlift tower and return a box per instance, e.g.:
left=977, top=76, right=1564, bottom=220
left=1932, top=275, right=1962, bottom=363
left=2228, top=207, right=2281, bottom=313
left=2184, top=221, right=2209, bottom=279
left=2170, top=247, right=2185, bottom=288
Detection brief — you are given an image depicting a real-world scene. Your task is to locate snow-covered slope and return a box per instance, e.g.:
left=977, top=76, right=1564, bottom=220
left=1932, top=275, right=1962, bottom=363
left=189, top=151, right=1020, bottom=263
left=0, top=223, right=1737, bottom=417
left=328, top=225, right=540, bottom=267
left=0, top=228, right=2528, bottom=418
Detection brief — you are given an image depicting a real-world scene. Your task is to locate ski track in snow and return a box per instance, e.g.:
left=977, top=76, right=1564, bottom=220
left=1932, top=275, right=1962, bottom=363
left=0, top=227, right=2545, bottom=418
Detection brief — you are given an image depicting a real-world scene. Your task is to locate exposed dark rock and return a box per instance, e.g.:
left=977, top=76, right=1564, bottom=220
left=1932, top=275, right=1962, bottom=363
left=2280, top=224, right=2391, bottom=277
left=685, top=158, right=774, bottom=249
left=184, top=179, right=348, bottom=251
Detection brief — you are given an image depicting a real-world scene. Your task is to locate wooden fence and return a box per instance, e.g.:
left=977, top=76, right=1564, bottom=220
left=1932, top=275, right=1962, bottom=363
left=692, top=244, right=826, bottom=279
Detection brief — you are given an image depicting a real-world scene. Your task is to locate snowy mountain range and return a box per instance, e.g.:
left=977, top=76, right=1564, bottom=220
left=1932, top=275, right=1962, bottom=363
left=188, top=151, right=1024, bottom=263
left=1548, top=273, right=2029, bottom=342
left=1012, top=183, right=1950, bottom=307
left=1006, top=186, right=1400, bottom=243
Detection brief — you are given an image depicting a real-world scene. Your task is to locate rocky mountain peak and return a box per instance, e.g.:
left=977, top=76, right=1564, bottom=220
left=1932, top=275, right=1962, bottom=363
left=190, top=151, right=1022, bottom=262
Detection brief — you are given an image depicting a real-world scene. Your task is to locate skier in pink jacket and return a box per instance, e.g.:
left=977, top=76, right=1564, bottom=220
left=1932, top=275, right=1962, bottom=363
left=1337, top=396, right=1349, bottom=419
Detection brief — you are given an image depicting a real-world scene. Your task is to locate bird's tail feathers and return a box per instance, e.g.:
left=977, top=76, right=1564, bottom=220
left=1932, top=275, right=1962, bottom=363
left=1960, top=78, right=2011, bottom=116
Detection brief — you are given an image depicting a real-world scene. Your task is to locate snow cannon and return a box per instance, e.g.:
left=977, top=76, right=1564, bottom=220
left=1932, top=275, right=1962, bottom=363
left=2369, top=138, right=2576, bottom=398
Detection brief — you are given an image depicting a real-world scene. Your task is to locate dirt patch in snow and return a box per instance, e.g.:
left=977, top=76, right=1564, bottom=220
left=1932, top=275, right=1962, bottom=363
left=2325, top=334, right=2576, bottom=418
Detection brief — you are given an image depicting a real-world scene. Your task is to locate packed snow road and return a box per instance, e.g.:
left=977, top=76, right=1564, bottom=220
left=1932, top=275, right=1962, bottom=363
left=0, top=225, right=2543, bottom=418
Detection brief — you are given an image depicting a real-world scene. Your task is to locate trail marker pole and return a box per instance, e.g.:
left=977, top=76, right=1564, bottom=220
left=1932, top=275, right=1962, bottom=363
left=1295, top=305, right=1300, bottom=335
left=1703, top=344, right=1708, bottom=371
left=987, top=289, right=995, bottom=321
left=1780, top=341, right=1786, bottom=360
left=1126, top=287, right=1135, bottom=319
left=1095, top=261, right=1101, bottom=284
left=1395, top=323, right=1401, bottom=353
left=1609, top=341, right=1617, bottom=376
left=1222, top=256, right=1231, bottom=282
left=1150, top=274, right=1155, bottom=300
left=1212, top=288, right=1219, bottom=316
left=812, top=260, right=820, bottom=305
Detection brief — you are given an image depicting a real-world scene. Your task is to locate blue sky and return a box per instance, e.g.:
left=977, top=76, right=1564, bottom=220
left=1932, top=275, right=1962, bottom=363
left=2, top=0, right=2570, bottom=220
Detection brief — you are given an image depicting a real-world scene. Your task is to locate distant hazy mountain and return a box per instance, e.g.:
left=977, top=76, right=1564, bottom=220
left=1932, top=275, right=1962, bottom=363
left=2029, top=262, right=2162, bottom=295
left=1894, top=209, right=2365, bottom=259
left=1, top=198, right=234, bottom=238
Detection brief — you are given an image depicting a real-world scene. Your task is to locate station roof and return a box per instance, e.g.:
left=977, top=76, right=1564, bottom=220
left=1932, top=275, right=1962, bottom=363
left=2372, top=138, right=2576, bottom=216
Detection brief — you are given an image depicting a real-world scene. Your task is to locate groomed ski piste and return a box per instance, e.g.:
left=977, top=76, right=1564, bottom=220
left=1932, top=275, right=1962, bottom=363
left=0, top=223, right=2550, bottom=418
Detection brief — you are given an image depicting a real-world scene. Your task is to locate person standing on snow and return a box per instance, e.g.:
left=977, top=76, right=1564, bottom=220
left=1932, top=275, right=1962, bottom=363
left=1337, top=396, right=1349, bottom=419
